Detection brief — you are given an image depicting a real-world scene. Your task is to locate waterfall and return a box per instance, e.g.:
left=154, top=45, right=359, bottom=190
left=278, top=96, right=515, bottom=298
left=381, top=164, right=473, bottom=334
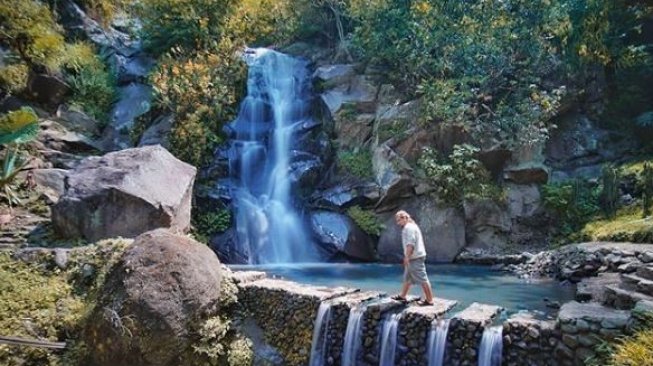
left=227, top=48, right=317, bottom=263
left=309, top=302, right=332, bottom=366
left=478, top=326, right=503, bottom=366
left=342, top=307, right=366, bottom=366
left=378, top=313, right=401, bottom=366
left=427, top=319, right=450, bottom=366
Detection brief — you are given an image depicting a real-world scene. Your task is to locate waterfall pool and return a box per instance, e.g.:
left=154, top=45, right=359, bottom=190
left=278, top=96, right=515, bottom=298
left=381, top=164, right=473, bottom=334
left=229, top=263, right=575, bottom=316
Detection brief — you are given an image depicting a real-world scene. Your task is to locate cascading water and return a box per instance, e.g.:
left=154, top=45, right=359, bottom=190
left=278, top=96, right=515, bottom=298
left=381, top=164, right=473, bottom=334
left=478, top=326, right=503, bottom=366
left=309, top=302, right=332, bottom=366
left=378, top=313, right=401, bottom=366
left=226, top=48, right=317, bottom=263
left=341, top=307, right=366, bottom=366
left=427, top=319, right=450, bottom=366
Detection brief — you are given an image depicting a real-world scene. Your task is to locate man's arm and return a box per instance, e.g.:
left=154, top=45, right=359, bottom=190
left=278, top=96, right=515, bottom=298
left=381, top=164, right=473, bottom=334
left=404, top=244, right=414, bottom=267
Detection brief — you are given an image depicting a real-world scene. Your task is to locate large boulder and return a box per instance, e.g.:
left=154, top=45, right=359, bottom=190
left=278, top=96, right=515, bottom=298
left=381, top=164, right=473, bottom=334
left=310, top=210, right=377, bottom=261
left=463, top=199, right=511, bottom=250
left=377, top=197, right=466, bottom=263
left=26, top=73, right=70, bottom=106
left=52, top=145, right=196, bottom=241
left=83, top=229, right=222, bottom=366
left=310, top=182, right=382, bottom=210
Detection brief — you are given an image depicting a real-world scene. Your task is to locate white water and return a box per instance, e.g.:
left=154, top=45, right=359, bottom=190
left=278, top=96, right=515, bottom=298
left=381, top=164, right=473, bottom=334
left=228, top=48, right=316, bottom=263
left=341, top=306, right=366, bottom=366
left=427, top=319, right=450, bottom=366
left=309, top=302, right=332, bottom=366
left=378, top=313, right=401, bottom=366
left=478, top=326, right=503, bottom=366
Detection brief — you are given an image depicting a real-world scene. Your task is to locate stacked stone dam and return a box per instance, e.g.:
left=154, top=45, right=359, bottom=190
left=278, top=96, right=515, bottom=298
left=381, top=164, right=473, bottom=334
left=396, top=300, right=458, bottom=366
left=324, top=291, right=383, bottom=365
left=235, top=270, right=638, bottom=366
left=444, top=303, right=503, bottom=366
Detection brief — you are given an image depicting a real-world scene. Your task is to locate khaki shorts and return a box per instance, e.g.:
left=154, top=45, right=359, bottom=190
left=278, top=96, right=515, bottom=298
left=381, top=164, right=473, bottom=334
left=403, top=257, right=429, bottom=285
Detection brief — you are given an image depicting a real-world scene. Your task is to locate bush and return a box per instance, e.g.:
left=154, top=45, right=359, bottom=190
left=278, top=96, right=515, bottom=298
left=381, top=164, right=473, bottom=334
left=192, top=209, right=232, bottom=243
left=0, top=0, right=66, bottom=70
left=418, top=144, right=501, bottom=205
left=62, top=43, right=117, bottom=124
left=346, top=205, right=384, bottom=236
left=0, top=63, right=29, bottom=94
left=151, top=44, right=245, bottom=166
left=337, top=148, right=373, bottom=179
left=542, top=179, right=600, bottom=237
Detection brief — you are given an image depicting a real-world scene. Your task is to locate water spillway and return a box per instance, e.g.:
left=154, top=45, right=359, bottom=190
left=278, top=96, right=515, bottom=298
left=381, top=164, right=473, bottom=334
left=309, top=302, right=333, bottom=366
left=427, top=319, right=450, bottom=366
left=226, top=48, right=318, bottom=264
left=341, top=306, right=366, bottom=366
left=478, top=326, right=503, bottom=366
left=378, top=313, right=401, bottom=366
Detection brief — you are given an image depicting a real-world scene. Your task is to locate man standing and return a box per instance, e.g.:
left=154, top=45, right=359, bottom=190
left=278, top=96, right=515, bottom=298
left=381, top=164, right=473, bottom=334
left=392, top=210, right=435, bottom=306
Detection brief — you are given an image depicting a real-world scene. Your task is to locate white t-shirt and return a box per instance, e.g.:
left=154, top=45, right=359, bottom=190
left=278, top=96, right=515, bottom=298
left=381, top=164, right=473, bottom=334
left=401, top=222, right=427, bottom=259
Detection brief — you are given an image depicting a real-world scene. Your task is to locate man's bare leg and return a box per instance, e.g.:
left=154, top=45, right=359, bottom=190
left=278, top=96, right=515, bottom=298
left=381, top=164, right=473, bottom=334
left=421, top=282, right=434, bottom=304
left=399, top=281, right=411, bottom=299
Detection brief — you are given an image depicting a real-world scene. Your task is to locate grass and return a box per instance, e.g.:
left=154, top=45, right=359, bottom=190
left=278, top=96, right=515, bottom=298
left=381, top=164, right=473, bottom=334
left=581, top=206, right=653, bottom=243
left=621, top=157, right=653, bottom=176
left=608, top=328, right=653, bottom=366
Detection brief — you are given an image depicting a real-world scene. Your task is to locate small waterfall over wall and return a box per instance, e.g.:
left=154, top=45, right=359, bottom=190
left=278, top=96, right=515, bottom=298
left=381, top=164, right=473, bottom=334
left=379, top=313, right=401, bottom=366
left=226, top=48, right=318, bottom=263
left=310, top=302, right=333, bottom=366
left=427, top=319, right=450, bottom=366
left=342, top=307, right=366, bottom=366
left=478, top=326, right=503, bottom=366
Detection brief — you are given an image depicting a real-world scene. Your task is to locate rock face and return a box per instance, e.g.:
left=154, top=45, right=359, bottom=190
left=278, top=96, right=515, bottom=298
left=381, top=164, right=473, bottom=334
left=310, top=211, right=377, bottom=261
left=52, top=145, right=196, bottom=241
left=83, top=229, right=222, bottom=366
left=377, top=197, right=466, bottom=263
left=463, top=199, right=511, bottom=250
left=26, top=73, right=70, bottom=106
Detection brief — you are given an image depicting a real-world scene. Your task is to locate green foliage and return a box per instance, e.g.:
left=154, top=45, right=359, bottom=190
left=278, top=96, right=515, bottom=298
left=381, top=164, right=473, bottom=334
left=135, top=0, right=237, bottom=55
left=542, top=179, right=600, bottom=237
left=586, top=312, right=653, bottom=366
left=0, top=0, right=65, bottom=70
left=0, top=252, right=85, bottom=366
left=75, top=0, right=131, bottom=26
left=582, top=205, right=653, bottom=244
left=337, top=148, right=373, bottom=179
left=346, top=205, right=384, bottom=236
left=0, top=107, right=39, bottom=145
left=151, top=44, right=245, bottom=166
left=192, top=209, right=232, bottom=243
left=0, top=107, right=39, bottom=207
left=418, top=144, right=500, bottom=205
left=599, top=164, right=621, bottom=218
left=0, top=62, right=29, bottom=94
left=642, top=163, right=653, bottom=217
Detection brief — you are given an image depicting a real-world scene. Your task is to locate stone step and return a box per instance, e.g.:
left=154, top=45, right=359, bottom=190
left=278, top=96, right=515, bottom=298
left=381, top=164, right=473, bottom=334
left=604, top=285, right=653, bottom=310
left=622, top=274, right=653, bottom=297
left=636, top=265, right=653, bottom=281
left=576, top=273, right=621, bottom=303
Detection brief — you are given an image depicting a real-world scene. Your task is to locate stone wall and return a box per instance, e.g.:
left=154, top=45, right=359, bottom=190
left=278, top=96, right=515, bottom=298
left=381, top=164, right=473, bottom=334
left=359, top=297, right=408, bottom=366
left=238, top=278, right=356, bottom=365
left=502, top=315, right=559, bottom=366
left=396, top=299, right=457, bottom=366
left=323, top=291, right=382, bottom=365
left=445, top=303, right=502, bottom=366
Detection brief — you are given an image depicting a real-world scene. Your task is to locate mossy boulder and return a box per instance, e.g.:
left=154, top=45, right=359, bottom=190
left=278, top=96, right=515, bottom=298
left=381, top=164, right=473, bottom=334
left=82, top=229, right=222, bottom=366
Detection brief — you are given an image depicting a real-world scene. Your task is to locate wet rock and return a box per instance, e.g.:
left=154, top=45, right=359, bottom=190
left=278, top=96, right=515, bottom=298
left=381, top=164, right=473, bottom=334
left=101, top=83, right=153, bottom=151
left=310, top=210, right=377, bottom=261
left=139, top=114, right=174, bottom=149
left=210, top=228, right=249, bottom=264
left=311, top=182, right=381, bottom=210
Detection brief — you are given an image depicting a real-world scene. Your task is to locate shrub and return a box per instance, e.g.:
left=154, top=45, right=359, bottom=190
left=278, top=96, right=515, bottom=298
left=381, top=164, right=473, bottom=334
left=151, top=44, right=245, bottom=166
left=0, top=0, right=66, bottom=70
left=337, top=148, right=373, bottom=179
left=0, top=63, right=29, bottom=94
left=347, top=205, right=384, bottom=236
left=418, top=144, right=501, bottom=205
left=0, top=107, right=39, bottom=207
left=599, top=164, right=622, bottom=218
left=192, top=209, right=232, bottom=243
left=542, top=179, right=601, bottom=237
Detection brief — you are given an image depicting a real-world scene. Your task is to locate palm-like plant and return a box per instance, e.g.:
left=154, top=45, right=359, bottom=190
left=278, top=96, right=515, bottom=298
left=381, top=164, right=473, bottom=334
left=0, top=107, right=39, bottom=208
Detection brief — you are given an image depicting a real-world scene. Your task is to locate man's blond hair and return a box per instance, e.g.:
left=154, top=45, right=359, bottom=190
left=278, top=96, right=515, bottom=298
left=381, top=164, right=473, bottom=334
left=395, top=210, right=414, bottom=222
